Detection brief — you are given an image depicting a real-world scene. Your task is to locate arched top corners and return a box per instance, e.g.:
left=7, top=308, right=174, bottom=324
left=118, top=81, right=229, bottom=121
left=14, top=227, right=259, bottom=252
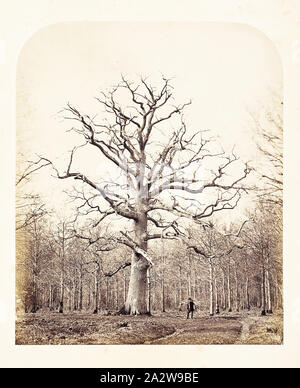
left=16, top=20, right=283, bottom=70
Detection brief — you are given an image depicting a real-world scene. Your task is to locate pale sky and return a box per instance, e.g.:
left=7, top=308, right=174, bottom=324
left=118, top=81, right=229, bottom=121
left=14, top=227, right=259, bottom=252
left=16, top=21, right=282, bottom=223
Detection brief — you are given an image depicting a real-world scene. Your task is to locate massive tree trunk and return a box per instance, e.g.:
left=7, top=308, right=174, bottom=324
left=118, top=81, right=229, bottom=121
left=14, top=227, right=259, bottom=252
left=124, top=253, right=149, bottom=314
left=124, top=209, right=150, bottom=315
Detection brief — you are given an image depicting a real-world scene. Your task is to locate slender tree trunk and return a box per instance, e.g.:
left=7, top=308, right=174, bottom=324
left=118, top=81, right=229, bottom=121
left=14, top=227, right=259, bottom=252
left=274, top=278, right=277, bottom=310
left=277, top=275, right=283, bottom=309
left=73, top=270, right=77, bottom=311
left=86, top=282, right=90, bottom=309
left=192, top=262, right=196, bottom=300
left=162, top=241, right=166, bottom=313
left=257, top=283, right=262, bottom=308
left=41, top=290, right=45, bottom=309
left=227, top=261, right=232, bottom=312
left=59, top=265, right=64, bottom=313
left=105, top=277, right=109, bottom=310
left=261, top=265, right=267, bottom=316
left=93, top=263, right=102, bottom=313
left=93, top=271, right=99, bottom=314
left=31, top=272, right=38, bottom=313
left=209, top=260, right=215, bottom=316
left=58, top=226, right=65, bottom=313
left=234, top=261, right=239, bottom=312
left=215, top=275, right=220, bottom=314
left=162, top=269, right=166, bottom=312
left=244, top=259, right=250, bottom=310
left=153, top=271, right=157, bottom=311
left=123, top=271, right=127, bottom=305
left=49, top=284, right=53, bottom=310
left=266, top=262, right=273, bottom=314
left=205, top=281, right=208, bottom=310
left=222, top=269, right=226, bottom=310
left=68, top=287, right=72, bottom=311
left=198, top=283, right=202, bottom=311
left=31, top=218, right=39, bottom=313
left=187, top=252, right=192, bottom=297
left=274, top=274, right=281, bottom=310
left=115, top=275, right=119, bottom=311
left=147, top=267, right=151, bottom=315
left=245, top=276, right=250, bottom=310
left=79, top=265, right=83, bottom=311
left=179, top=265, right=183, bottom=305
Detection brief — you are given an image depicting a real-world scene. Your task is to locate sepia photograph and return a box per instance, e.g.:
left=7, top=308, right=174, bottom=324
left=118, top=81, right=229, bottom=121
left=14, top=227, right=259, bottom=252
left=15, top=21, right=283, bottom=346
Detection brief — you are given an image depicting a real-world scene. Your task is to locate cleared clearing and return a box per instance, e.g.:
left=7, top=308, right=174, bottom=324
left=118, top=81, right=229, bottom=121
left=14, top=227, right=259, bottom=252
left=15, top=309, right=283, bottom=345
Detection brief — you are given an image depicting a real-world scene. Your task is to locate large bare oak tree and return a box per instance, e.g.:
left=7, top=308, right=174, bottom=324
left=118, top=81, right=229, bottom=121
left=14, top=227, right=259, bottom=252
left=43, top=76, right=251, bottom=314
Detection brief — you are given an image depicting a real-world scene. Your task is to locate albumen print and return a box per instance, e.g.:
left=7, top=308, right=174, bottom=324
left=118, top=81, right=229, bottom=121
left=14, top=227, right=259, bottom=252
left=16, top=22, right=283, bottom=345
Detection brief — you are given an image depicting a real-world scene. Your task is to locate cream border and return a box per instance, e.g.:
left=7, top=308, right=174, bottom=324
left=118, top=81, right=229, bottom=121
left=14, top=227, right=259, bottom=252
left=1, top=0, right=299, bottom=368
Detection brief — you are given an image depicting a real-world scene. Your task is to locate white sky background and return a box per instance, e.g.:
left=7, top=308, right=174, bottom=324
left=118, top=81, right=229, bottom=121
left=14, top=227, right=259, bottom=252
left=16, top=21, right=282, bottom=224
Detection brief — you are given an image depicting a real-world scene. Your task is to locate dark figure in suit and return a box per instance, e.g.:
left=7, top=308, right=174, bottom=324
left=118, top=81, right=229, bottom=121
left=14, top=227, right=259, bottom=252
left=187, top=297, right=195, bottom=319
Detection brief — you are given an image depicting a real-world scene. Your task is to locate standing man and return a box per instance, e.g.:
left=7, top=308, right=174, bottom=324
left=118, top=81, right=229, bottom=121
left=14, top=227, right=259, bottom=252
left=187, top=297, right=195, bottom=319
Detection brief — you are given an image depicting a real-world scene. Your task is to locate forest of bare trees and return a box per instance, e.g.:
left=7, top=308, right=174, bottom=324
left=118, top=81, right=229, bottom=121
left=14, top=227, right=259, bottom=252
left=16, top=198, right=282, bottom=317
left=16, top=76, right=282, bottom=344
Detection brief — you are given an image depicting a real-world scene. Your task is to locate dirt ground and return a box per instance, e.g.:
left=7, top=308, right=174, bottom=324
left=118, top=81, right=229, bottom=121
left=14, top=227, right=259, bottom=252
left=15, top=309, right=283, bottom=345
